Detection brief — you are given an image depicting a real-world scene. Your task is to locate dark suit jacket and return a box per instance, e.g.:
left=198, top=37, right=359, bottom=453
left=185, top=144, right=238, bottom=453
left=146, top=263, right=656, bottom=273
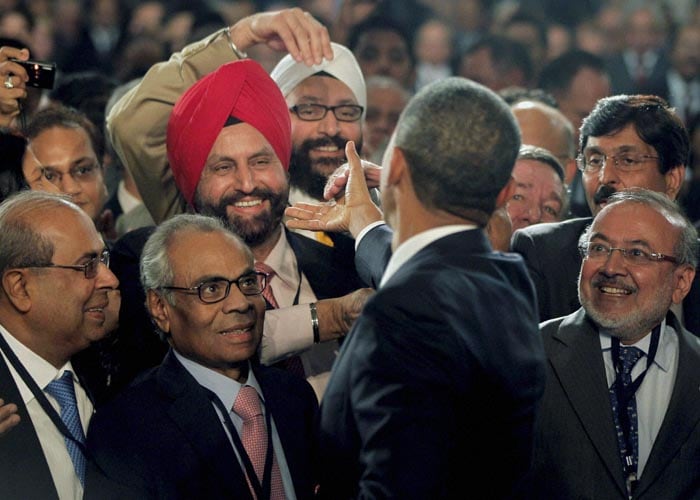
left=0, top=355, right=60, bottom=500
left=100, top=226, right=363, bottom=401
left=526, top=309, right=700, bottom=499
left=85, top=350, right=319, bottom=499
left=319, top=228, right=546, bottom=499
left=510, top=218, right=700, bottom=335
left=605, top=51, right=669, bottom=97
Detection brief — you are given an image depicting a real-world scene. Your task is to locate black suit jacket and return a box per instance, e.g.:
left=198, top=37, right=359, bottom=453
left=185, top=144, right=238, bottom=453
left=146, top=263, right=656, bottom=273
left=0, top=355, right=60, bottom=500
left=100, top=226, right=363, bottom=401
left=525, top=309, right=700, bottom=499
left=319, top=228, right=546, bottom=499
left=85, top=349, right=318, bottom=499
left=510, top=218, right=700, bottom=335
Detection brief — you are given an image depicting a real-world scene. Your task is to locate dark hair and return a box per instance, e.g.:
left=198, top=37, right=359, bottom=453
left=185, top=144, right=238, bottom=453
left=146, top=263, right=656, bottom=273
left=458, top=34, right=534, bottom=84
left=518, top=144, right=565, bottom=182
left=347, top=15, right=416, bottom=68
left=538, top=49, right=607, bottom=94
left=0, top=128, right=28, bottom=202
left=395, top=77, right=520, bottom=225
left=24, top=105, right=104, bottom=161
left=580, top=95, right=689, bottom=174
left=503, top=9, right=548, bottom=53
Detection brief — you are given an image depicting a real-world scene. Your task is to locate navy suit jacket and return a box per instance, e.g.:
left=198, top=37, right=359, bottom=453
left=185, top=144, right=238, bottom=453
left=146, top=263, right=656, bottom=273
left=0, top=355, right=61, bottom=500
left=525, top=310, right=700, bottom=499
left=319, top=227, right=546, bottom=499
left=85, top=349, right=319, bottom=499
left=511, top=218, right=700, bottom=336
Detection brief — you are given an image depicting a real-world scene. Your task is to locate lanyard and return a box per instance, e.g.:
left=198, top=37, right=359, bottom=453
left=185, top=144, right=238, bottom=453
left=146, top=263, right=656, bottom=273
left=610, top=323, right=661, bottom=495
left=0, top=331, right=88, bottom=456
left=204, top=388, right=274, bottom=500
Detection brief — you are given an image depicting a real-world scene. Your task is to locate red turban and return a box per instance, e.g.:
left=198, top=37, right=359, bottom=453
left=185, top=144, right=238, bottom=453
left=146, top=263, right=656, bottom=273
left=167, top=59, right=291, bottom=206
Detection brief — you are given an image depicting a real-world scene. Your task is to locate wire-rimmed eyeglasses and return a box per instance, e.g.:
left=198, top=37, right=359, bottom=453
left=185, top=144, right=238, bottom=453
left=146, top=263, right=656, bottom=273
left=579, top=242, right=678, bottom=265
left=576, top=152, right=659, bottom=174
left=161, top=271, right=267, bottom=304
left=290, top=103, right=364, bottom=122
left=20, top=249, right=111, bottom=279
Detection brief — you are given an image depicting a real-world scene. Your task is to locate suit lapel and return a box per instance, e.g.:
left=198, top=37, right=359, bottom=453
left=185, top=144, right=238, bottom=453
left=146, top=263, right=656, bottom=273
left=549, top=310, right=628, bottom=496
left=157, top=351, right=251, bottom=499
left=635, top=317, right=700, bottom=496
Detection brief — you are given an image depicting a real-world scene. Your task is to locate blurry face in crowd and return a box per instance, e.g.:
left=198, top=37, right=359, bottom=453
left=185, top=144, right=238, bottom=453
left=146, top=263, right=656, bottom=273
left=507, top=158, right=565, bottom=231
left=23, top=126, right=108, bottom=224
left=354, top=28, right=414, bottom=89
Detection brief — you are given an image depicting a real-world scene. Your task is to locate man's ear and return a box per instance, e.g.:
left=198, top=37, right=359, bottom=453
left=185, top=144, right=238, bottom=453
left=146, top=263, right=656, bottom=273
left=2, top=269, right=31, bottom=313
left=495, top=176, right=516, bottom=209
left=387, top=147, right=409, bottom=187
left=671, top=264, right=696, bottom=304
left=665, top=165, right=686, bottom=201
left=146, top=289, right=171, bottom=334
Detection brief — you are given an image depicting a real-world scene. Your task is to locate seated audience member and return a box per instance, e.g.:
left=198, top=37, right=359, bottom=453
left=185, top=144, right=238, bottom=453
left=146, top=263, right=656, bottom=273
left=347, top=15, right=415, bottom=91
left=456, top=34, right=533, bottom=91
left=106, top=10, right=370, bottom=400
left=86, top=214, right=318, bottom=499
left=511, top=95, right=700, bottom=336
left=507, top=145, right=567, bottom=231
left=23, top=105, right=114, bottom=240
left=527, top=189, right=700, bottom=499
left=0, top=191, right=119, bottom=499
left=362, top=75, right=410, bottom=163
left=287, top=78, right=545, bottom=498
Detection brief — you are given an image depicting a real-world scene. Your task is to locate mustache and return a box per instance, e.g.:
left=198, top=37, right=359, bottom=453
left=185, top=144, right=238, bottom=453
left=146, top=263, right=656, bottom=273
left=591, top=275, right=637, bottom=294
left=302, top=135, right=348, bottom=152
left=593, top=184, right=617, bottom=205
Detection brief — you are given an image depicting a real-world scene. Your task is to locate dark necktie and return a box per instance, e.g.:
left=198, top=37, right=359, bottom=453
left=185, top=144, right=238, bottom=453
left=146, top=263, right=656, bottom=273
left=254, top=262, right=306, bottom=379
left=233, top=385, right=285, bottom=500
left=609, top=346, right=644, bottom=476
left=44, top=371, right=87, bottom=485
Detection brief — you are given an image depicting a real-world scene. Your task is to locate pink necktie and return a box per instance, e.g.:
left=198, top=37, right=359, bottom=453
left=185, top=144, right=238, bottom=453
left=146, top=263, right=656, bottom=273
left=233, top=385, right=285, bottom=500
left=254, top=261, right=306, bottom=379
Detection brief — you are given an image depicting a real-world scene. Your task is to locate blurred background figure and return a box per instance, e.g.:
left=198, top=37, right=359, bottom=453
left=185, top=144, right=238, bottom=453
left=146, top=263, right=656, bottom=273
left=362, top=75, right=409, bottom=163
left=413, top=17, right=453, bottom=90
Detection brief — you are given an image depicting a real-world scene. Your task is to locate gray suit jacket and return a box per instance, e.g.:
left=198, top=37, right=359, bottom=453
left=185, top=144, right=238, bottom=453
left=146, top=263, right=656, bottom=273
left=526, top=309, right=700, bottom=499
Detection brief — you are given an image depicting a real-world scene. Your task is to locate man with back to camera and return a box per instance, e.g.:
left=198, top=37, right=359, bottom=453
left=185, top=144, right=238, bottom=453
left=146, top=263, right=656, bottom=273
left=288, top=77, right=546, bottom=498
left=511, top=94, right=700, bottom=335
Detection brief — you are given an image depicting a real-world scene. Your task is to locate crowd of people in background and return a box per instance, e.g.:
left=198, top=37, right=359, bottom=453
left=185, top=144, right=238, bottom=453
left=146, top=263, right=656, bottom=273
left=0, top=0, right=699, bottom=498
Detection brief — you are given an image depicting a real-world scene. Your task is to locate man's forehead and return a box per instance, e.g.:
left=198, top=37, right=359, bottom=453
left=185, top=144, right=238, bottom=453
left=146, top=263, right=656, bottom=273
left=291, top=73, right=358, bottom=102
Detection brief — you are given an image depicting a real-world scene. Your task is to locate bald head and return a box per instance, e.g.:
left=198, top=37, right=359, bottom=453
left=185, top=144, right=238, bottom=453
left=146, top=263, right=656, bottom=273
left=512, top=100, right=576, bottom=183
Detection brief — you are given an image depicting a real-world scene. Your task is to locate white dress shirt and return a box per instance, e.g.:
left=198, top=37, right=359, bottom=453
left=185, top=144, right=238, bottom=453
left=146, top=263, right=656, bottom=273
left=599, top=319, right=678, bottom=477
left=0, top=323, right=92, bottom=500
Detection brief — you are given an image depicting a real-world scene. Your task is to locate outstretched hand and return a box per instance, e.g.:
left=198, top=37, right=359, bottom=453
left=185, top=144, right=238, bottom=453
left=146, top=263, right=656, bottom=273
left=0, top=46, right=29, bottom=127
left=323, top=160, right=382, bottom=200
left=229, top=8, right=333, bottom=66
left=285, top=141, right=382, bottom=238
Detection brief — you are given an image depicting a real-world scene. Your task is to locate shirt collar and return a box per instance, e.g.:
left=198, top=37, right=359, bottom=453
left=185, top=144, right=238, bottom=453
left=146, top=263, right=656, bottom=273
left=598, top=318, right=674, bottom=372
left=173, top=350, right=263, bottom=410
left=0, top=322, right=75, bottom=404
left=258, top=227, right=297, bottom=290
left=380, top=225, right=477, bottom=287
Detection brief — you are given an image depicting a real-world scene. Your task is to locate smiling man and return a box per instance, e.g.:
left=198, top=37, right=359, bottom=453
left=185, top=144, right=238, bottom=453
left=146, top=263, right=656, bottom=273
left=0, top=191, right=119, bottom=499
left=511, top=95, right=700, bottom=335
left=528, top=189, right=700, bottom=499
left=271, top=41, right=366, bottom=206
left=86, top=214, right=318, bottom=499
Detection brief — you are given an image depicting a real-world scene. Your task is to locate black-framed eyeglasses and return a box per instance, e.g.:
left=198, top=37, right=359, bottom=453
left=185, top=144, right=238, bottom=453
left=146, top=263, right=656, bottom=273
left=576, top=152, right=659, bottom=174
left=161, top=271, right=267, bottom=304
left=290, top=103, right=364, bottom=122
left=22, top=249, right=110, bottom=279
left=580, top=242, right=678, bottom=265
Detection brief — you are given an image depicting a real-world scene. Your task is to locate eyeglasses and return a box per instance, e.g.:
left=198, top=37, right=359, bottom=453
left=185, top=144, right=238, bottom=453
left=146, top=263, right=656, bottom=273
left=580, top=242, right=677, bottom=265
left=290, top=103, right=364, bottom=122
left=161, top=271, right=267, bottom=304
left=576, top=152, right=659, bottom=174
left=23, top=249, right=111, bottom=279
